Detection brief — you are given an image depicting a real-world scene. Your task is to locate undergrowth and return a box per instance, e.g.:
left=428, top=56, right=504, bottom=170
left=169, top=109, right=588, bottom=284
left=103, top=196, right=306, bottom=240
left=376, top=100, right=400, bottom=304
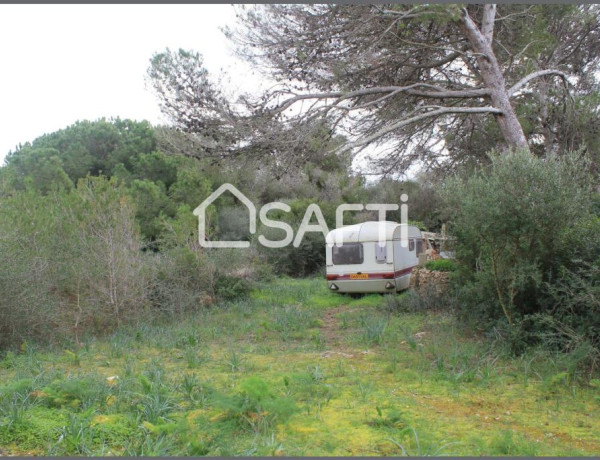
left=0, top=277, right=598, bottom=455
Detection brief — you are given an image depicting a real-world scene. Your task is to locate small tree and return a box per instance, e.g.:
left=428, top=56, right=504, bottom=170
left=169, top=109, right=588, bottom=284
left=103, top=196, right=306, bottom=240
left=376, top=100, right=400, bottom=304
left=0, top=190, right=61, bottom=347
left=442, top=150, right=595, bottom=327
left=70, top=177, right=149, bottom=330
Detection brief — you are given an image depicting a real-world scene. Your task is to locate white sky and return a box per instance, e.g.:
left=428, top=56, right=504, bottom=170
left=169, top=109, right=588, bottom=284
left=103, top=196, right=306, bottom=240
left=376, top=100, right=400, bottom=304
left=0, top=4, right=259, bottom=163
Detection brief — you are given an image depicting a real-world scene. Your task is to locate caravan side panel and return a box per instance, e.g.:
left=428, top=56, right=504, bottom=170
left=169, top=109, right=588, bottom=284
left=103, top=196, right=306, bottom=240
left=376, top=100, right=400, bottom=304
left=393, top=236, right=420, bottom=291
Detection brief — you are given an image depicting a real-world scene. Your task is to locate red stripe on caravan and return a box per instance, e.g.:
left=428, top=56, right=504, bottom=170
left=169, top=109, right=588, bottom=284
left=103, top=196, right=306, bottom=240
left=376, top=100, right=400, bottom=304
left=394, top=266, right=417, bottom=277
left=326, top=266, right=417, bottom=281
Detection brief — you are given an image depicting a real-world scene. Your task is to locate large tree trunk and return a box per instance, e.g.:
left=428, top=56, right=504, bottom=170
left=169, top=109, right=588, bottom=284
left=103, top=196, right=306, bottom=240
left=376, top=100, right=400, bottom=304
left=460, top=5, right=531, bottom=153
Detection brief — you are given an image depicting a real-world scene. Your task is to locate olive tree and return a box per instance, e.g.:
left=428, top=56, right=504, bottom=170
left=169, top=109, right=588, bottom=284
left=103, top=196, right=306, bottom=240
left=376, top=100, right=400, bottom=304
left=442, top=150, right=596, bottom=328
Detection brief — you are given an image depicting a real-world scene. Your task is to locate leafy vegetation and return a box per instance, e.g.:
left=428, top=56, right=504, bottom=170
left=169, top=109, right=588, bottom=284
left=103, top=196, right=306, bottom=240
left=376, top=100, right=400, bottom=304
left=1, top=278, right=598, bottom=456
left=424, top=259, right=457, bottom=272
left=0, top=118, right=370, bottom=345
left=442, top=150, right=600, bottom=367
left=2, top=5, right=600, bottom=454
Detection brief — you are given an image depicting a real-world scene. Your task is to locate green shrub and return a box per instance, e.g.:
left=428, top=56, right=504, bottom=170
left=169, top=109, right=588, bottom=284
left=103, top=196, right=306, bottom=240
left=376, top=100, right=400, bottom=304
left=0, top=177, right=149, bottom=347
left=41, top=374, right=110, bottom=409
left=442, top=149, right=599, bottom=357
left=546, top=260, right=600, bottom=350
left=254, top=198, right=338, bottom=277
left=425, top=259, right=457, bottom=272
left=150, top=247, right=213, bottom=315
left=214, top=275, right=252, bottom=301
left=257, top=228, right=325, bottom=277
left=214, top=376, right=296, bottom=433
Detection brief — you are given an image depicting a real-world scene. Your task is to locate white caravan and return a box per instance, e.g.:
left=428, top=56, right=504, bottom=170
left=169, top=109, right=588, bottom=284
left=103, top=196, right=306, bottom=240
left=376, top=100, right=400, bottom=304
left=325, top=221, right=423, bottom=293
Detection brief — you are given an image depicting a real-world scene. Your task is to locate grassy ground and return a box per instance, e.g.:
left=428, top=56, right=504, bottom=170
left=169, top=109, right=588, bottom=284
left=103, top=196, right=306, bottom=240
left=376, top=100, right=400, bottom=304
left=1, top=277, right=599, bottom=456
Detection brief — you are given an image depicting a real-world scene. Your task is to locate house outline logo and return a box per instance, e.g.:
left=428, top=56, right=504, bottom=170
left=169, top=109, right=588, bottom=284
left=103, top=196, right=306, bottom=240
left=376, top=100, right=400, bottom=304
left=194, top=183, right=407, bottom=249
left=193, top=183, right=256, bottom=248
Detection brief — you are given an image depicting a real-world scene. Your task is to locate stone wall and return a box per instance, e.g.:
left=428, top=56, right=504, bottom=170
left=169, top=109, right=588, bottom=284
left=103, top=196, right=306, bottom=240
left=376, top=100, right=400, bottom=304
left=409, top=267, right=450, bottom=294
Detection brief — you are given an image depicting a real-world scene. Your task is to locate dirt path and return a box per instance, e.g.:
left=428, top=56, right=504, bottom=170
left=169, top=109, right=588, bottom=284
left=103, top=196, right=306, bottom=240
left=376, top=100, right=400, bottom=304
left=319, top=304, right=364, bottom=359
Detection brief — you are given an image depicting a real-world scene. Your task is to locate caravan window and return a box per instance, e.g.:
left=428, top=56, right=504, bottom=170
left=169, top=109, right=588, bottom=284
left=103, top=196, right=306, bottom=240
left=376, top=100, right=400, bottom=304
left=332, top=243, right=364, bottom=265
left=375, top=243, right=387, bottom=263
left=408, top=239, right=415, bottom=251
left=416, top=238, right=423, bottom=255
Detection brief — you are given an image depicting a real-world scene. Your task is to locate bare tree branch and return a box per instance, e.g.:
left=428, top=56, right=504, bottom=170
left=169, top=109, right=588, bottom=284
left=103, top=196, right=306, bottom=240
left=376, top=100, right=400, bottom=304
left=340, top=106, right=503, bottom=153
left=150, top=5, right=600, bottom=174
left=508, top=69, right=571, bottom=97
left=269, top=85, right=492, bottom=116
left=494, top=6, right=535, bottom=22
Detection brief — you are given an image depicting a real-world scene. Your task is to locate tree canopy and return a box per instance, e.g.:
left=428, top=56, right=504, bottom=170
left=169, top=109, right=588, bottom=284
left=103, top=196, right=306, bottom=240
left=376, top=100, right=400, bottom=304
left=148, top=4, right=600, bottom=175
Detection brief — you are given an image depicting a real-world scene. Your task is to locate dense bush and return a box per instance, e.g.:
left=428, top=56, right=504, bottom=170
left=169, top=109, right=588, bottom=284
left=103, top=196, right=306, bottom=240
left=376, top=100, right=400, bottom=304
left=546, top=261, right=600, bottom=359
left=0, top=190, right=63, bottom=346
left=214, top=274, right=252, bottom=301
left=149, top=247, right=216, bottom=316
left=442, top=150, right=600, bottom=357
left=255, top=199, right=337, bottom=277
left=258, top=230, right=325, bottom=277
left=0, top=178, right=150, bottom=347
left=425, top=259, right=457, bottom=272
left=0, top=177, right=262, bottom=348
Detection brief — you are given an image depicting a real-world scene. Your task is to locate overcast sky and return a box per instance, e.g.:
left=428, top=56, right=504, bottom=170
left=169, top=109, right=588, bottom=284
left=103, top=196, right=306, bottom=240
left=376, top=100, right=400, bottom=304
left=0, top=4, right=258, bottom=163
